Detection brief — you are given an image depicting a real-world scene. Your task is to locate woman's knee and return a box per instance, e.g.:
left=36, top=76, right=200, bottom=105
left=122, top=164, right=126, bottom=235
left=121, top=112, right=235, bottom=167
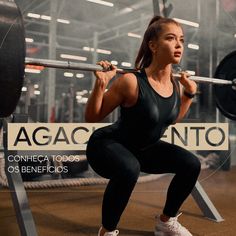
left=116, top=162, right=140, bottom=183
left=186, top=154, right=201, bottom=176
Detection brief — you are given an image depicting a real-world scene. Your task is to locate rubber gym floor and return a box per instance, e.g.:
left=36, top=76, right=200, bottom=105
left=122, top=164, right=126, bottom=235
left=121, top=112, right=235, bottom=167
left=0, top=167, right=235, bottom=236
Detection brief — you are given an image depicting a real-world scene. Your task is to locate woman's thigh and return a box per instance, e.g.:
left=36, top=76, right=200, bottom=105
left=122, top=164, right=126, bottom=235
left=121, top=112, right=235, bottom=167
left=138, top=140, right=200, bottom=174
left=86, top=136, right=140, bottom=180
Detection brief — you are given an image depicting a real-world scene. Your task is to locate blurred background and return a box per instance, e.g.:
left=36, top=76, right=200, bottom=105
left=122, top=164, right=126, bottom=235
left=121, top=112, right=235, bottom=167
left=0, top=2, right=235, bottom=235
left=13, top=0, right=236, bottom=166
left=14, top=0, right=236, bottom=120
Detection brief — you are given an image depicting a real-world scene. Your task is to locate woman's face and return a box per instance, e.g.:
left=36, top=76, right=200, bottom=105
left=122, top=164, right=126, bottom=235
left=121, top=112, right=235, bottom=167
left=149, top=23, right=184, bottom=65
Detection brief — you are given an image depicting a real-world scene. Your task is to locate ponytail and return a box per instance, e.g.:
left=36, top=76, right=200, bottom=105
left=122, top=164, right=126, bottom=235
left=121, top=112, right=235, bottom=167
left=148, top=15, right=163, bottom=27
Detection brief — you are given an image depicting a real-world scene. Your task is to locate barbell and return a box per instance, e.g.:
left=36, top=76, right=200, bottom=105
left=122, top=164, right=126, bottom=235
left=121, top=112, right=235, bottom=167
left=0, top=0, right=236, bottom=120
left=24, top=57, right=235, bottom=85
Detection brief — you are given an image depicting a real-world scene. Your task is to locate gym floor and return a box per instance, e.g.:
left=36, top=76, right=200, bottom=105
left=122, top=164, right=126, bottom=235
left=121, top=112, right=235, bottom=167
left=0, top=167, right=235, bottom=236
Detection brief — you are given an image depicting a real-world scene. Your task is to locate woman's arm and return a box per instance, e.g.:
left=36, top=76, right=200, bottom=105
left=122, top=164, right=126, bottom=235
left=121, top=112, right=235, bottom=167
left=85, top=77, right=124, bottom=122
left=174, top=72, right=197, bottom=123
left=85, top=61, right=135, bottom=122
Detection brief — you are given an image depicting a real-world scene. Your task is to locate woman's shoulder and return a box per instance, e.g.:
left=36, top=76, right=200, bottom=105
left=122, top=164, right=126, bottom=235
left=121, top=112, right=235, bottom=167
left=112, top=73, right=139, bottom=106
left=116, top=72, right=138, bottom=89
left=119, top=72, right=138, bottom=80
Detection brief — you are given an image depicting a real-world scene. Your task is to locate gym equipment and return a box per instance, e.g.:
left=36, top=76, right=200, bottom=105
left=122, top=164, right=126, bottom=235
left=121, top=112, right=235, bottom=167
left=0, top=1, right=226, bottom=236
left=0, top=0, right=25, bottom=118
left=0, top=0, right=236, bottom=120
left=2, top=114, right=38, bottom=236
left=214, top=51, right=236, bottom=120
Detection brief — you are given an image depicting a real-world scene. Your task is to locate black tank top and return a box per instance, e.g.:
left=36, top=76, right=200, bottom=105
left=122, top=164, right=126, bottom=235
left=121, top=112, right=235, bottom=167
left=115, top=69, right=181, bottom=150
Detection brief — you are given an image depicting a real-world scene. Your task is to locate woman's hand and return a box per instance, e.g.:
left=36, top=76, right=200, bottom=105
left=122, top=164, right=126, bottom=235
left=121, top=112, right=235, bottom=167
left=178, top=71, right=197, bottom=94
left=94, top=61, right=117, bottom=89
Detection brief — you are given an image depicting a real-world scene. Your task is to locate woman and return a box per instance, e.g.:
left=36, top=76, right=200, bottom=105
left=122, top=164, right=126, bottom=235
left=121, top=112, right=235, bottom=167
left=85, top=15, right=201, bottom=236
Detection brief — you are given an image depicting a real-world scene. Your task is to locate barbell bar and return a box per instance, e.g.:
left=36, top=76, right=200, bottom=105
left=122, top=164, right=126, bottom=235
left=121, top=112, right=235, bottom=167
left=25, top=57, right=136, bottom=74
left=0, top=0, right=236, bottom=120
left=25, top=57, right=235, bottom=86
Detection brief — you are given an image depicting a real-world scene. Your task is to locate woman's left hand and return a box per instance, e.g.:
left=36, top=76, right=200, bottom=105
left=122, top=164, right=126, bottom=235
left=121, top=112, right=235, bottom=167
left=178, top=71, right=197, bottom=94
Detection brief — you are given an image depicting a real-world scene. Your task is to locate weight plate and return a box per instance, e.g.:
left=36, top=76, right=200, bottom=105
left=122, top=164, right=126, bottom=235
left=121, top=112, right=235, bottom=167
left=0, top=0, right=25, bottom=117
left=214, top=51, right=236, bottom=120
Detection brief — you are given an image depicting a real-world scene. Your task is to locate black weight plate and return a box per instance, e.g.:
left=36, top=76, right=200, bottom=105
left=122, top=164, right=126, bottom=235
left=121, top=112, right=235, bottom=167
left=214, top=51, right=236, bottom=120
left=0, top=0, right=25, bottom=118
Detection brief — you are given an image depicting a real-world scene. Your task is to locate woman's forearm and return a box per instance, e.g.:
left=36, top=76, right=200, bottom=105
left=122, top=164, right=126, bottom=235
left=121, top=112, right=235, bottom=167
left=85, top=61, right=117, bottom=122
left=85, top=79, right=107, bottom=122
left=175, top=95, right=193, bottom=123
left=175, top=74, right=197, bottom=123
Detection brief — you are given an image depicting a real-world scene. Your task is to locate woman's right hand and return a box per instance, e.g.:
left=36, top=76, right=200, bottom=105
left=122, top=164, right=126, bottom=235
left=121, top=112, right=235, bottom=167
left=94, top=61, right=117, bottom=88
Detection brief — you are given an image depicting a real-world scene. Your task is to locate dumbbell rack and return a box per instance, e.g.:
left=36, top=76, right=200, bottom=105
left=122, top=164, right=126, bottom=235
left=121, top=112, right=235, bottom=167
left=0, top=114, right=224, bottom=236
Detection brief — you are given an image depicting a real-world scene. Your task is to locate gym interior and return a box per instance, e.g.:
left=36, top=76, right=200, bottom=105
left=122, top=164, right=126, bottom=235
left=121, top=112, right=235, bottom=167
left=0, top=0, right=236, bottom=235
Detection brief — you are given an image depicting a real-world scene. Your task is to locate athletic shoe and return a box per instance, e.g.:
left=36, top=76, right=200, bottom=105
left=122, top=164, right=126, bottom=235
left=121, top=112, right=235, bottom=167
left=154, top=213, right=192, bottom=236
left=98, top=227, right=119, bottom=236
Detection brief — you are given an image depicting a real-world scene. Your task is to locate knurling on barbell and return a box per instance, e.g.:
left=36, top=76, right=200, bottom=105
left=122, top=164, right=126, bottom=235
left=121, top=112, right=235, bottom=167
left=0, top=0, right=236, bottom=120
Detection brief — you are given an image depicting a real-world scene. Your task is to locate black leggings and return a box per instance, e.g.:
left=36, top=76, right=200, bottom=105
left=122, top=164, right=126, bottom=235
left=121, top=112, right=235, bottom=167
left=86, top=127, right=201, bottom=231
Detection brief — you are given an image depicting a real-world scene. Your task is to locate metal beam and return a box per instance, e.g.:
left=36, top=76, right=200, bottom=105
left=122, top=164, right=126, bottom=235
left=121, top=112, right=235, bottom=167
left=3, top=115, right=38, bottom=236
left=47, top=0, right=57, bottom=122
left=152, top=0, right=161, bottom=15
left=192, top=181, right=224, bottom=222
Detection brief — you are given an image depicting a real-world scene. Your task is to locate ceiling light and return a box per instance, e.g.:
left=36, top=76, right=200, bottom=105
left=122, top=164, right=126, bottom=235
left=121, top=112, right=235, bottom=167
left=128, top=32, right=142, bottom=38
left=83, top=47, right=91, bottom=51
left=76, top=73, right=85, bottom=78
left=27, top=13, right=40, bottom=19
left=25, top=68, right=41, bottom=74
left=111, top=60, right=118, bottom=65
left=96, top=49, right=111, bottom=55
left=76, top=90, right=88, bottom=95
left=64, top=72, right=74, bottom=77
left=82, top=90, right=88, bottom=94
left=34, top=90, right=41, bottom=95
left=60, top=54, right=87, bottom=61
left=80, top=97, right=88, bottom=104
left=86, top=0, right=114, bottom=7
left=57, top=19, right=70, bottom=24
left=121, top=62, right=132, bottom=67
left=41, top=15, right=51, bottom=21
left=83, top=47, right=95, bottom=52
left=83, top=47, right=111, bottom=54
left=187, top=43, right=199, bottom=50
left=123, top=7, right=133, bottom=13
left=27, top=13, right=70, bottom=24
left=76, top=95, right=82, bottom=100
left=25, top=38, right=34, bottom=43
left=22, top=87, right=27, bottom=92
left=173, top=18, right=199, bottom=28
